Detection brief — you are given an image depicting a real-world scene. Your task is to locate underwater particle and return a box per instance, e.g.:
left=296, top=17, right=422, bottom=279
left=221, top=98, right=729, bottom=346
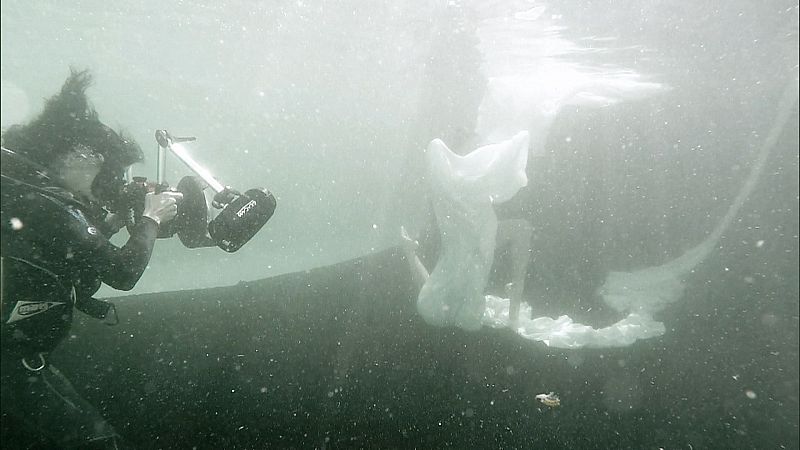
left=755, top=240, right=765, bottom=248
left=535, top=392, right=560, bottom=407
left=566, top=353, right=584, bottom=368
left=761, top=313, right=779, bottom=327
left=745, top=390, right=757, bottom=399
left=9, top=217, right=23, bottom=230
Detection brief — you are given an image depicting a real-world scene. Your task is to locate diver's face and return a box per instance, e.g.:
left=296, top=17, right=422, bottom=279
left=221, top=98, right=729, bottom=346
left=57, top=146, right=105, bottom=201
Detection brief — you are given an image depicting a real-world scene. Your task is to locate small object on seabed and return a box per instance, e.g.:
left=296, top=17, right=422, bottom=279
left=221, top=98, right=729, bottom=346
left=535, top=392, right=561, bottom=407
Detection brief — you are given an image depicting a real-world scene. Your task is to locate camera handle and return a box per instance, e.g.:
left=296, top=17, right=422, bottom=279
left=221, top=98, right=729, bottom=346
left=154, top=130, right=228, bottom=202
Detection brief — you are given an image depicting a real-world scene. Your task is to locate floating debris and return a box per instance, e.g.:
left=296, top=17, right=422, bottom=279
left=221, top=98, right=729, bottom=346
left=535, top=392, right=561, bottom=407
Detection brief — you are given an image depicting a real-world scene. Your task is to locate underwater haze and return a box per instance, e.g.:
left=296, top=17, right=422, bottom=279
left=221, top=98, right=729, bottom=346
left=1, top=0, right=798, bottom=448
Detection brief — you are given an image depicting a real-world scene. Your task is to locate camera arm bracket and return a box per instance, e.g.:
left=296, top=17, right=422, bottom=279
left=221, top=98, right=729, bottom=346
left=154, top=129, right=226, bottom=196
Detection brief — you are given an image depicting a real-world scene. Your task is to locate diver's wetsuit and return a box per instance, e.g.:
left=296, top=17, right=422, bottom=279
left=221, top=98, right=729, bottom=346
left=1, top=149, right=158, bottom=449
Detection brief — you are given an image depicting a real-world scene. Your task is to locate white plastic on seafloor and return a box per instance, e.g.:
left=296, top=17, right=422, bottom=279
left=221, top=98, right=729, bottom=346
left=415, top=131, right=530, bottom=331
left=415, top=129, right=669, bottom=349
left=416, top=130, right=668, bottom=348
left=482, top=295, right=666, bottom=349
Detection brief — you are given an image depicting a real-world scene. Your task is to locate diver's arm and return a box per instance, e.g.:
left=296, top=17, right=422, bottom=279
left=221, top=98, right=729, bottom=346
left=92, top=191, right=179, bottom=290
left=93, top=218, right=159, bottom=291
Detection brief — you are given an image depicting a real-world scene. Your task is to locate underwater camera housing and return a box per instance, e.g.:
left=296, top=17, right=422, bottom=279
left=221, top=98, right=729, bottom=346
left=118, top=130, right=276, bottom=253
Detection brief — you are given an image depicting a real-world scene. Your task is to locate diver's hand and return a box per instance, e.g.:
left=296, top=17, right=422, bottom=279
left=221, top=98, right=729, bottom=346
left=142, top=191, right=183, bottom=226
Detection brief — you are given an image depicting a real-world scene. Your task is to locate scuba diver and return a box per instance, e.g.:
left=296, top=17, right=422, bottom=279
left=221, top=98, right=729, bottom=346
left=1, top=69, right=180, bottom=448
